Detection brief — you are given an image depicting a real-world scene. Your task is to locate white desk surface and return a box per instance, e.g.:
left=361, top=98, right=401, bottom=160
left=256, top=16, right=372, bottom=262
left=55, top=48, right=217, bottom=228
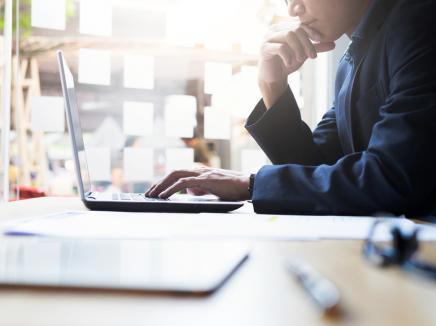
left=0, top=197, right=435, bottom=326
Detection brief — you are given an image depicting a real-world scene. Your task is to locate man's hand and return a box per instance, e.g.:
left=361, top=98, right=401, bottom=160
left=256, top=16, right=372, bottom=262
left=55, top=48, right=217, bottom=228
left=258, top=23, right=335, bottom=109
left=145, top=167, right=251, bottom=201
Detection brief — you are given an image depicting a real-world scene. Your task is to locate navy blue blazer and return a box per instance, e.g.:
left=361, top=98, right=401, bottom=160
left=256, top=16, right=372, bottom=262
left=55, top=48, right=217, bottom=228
left=246, top=0, right=436, bottom=216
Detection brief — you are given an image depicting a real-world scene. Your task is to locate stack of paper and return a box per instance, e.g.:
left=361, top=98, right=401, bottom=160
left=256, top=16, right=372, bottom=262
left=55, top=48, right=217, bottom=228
left=3, top=211, right=436, bottom=241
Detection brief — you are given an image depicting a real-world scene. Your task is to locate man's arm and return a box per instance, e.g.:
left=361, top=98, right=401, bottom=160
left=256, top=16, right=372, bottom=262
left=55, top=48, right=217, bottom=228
left=251, top=2, right=436, bottom=216
left=248, top=21, right=339, bottom=166
left=246, top=86, right=344, bottom=165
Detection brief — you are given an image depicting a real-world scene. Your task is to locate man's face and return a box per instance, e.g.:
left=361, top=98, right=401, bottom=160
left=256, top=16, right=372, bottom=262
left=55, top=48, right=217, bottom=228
left=288, top=0, right=369, bottom=42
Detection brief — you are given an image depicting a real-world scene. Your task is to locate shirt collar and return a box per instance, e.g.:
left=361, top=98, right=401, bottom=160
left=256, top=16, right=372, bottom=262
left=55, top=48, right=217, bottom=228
left=352, top=0, right=397, bottom=41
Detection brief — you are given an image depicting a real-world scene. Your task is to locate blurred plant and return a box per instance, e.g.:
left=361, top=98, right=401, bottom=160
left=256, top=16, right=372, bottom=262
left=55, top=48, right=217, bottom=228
left=0, top=0, right=75, bottom=56
left=0, top=0, right=31, bottom=37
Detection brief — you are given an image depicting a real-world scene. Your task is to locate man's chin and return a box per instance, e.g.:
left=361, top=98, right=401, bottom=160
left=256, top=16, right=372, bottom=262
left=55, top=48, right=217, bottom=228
left=304, top=28, right=335, bottom=44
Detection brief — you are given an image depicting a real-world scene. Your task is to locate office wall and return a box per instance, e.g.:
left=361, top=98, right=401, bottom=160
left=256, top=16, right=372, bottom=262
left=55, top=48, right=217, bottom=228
left=1, top=0, right=331, bottom=199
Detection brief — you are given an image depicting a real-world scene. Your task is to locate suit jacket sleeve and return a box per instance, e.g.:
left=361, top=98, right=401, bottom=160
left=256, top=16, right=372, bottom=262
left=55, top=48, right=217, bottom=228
left=245, top=2, right=436, bottom=216
left=245, top=87, right=344, bottom=166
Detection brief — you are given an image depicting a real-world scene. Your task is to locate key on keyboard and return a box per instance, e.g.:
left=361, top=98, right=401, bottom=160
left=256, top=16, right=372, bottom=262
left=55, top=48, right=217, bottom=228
left=112, top=193, right=167, bottom=202
left=120, top=193, right=133, bottom=200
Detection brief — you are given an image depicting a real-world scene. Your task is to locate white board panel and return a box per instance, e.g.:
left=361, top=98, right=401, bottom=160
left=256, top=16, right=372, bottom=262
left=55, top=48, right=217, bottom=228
left=123, top=54, right=154, bottom=89
left=123, top=148, right=154, bottom=182
left=210, top=65, right=261, bottom=119
left=241, top=149, right=267, bottom=174
left=203, top=106, right=231, bottom=140
left=79, top=0, right=112, bottom=36
left=30, top=96, right=65, bottom=132
left=165, top=148, right=194, bottom=174
left=204, top=62, right=232, bottom=94
left=31, top=0, right=66, bottom=30
left=165, top=0, right=206, bottom=47
left=164, top=95, right=197, bottom=138
left=78, top=49, right=111, bottom=86
left=86, top=147, right=111, bottom=182
left=123, top=102, right=154, bottom=136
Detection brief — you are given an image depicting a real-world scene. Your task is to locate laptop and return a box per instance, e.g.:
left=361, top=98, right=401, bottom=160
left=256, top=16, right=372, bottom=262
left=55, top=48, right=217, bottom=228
left=57, top=50, right=244, bottom=213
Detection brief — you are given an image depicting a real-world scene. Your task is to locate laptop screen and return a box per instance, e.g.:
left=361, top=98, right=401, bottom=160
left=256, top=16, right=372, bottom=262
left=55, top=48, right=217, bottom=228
left=57, top=51, right=92, bottom=198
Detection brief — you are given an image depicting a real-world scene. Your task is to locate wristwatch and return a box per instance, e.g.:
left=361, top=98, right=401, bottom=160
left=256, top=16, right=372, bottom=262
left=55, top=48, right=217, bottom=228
left=248, top=173, right=256, bottom=199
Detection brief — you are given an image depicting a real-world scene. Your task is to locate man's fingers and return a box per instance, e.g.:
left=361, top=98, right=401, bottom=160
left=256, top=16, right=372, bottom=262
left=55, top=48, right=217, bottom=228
left=187, top=187, right=209, bottom=196
left=264, top=21, right=298, bottom=40
left=260, top=42, right=281, bottom=60
left=267, top=24, right=335, bottom=55
left=295, top=26, right=335, bottom=54
left=268, top=21, right=298, bottom=33
left=145, top=183, right=157, bottom=196
left=158, top=177, right=202, bottom=199
left=147, top=173, right=181, bottom=197
left=298, top=24, right=335, bottom=53
left=261, top=42, right=294, bottom=68
left=314, top=42, right=336, bottom=53
left=284, top=32, right=306, bottom=62
left=276, top=43, right=298, bottom=68
left=147, top=170, right=197, bottom=197
left=145, top=179, right=163, bottom=196
left=295, top=28, right=317, bottom=59
left=299, top=23, right=323, bottom=42
left=279, top=27, right=318, bottom=60
left=146, top=179, right=170, bottom=197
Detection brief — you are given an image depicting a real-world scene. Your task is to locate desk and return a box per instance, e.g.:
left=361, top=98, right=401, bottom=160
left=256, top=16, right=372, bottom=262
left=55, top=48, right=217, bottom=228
left=0, top=197, right=435, bottom=326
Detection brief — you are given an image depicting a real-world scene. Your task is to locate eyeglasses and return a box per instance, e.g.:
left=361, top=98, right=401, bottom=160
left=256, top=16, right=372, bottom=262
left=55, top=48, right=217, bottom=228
left=363, top=219, right=436, bottom=280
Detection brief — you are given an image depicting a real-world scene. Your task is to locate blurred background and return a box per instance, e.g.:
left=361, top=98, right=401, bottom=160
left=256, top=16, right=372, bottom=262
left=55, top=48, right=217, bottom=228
left=0, top=0, right=348, bottom=200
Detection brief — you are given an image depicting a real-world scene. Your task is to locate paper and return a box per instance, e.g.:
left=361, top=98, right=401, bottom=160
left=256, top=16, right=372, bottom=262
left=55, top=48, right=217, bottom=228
left=204, top=62, right=233, bottom=95
left=241, top=149, right=268, bottom=174
left=204, top=106, right=231, bottom=140
left=31, top=0, right=66, bottom=30
left=165, top=148, right=195, bottom=174
left=123, top=101, right=154, bottom=136
left=123, top=54, right=154, bottom=89
left=123, top=148, right=154, bottom=182
left=85, top=147, right=111, bottom=182
left=164, top=95, right=197, bottom=138
left=30, top=96, right=65, bottom=132
left=80, top=0, right=112, bottom=36
left=78, top=49, right=111, bottom=86
left=4, top=211, right=436, bottom=242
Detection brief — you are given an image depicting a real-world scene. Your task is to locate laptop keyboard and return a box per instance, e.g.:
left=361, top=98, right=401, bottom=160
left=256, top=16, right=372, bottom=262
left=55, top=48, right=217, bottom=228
left=112, top=193, right=167, bottom=202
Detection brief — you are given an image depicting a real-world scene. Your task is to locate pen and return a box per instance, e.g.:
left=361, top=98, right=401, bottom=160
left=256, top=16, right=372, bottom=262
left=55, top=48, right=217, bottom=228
left=286, top=259, right=341, bottom=316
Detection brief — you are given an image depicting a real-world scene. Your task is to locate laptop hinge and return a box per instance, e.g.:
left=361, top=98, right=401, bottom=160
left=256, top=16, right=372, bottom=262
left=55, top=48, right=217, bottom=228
left=85, top=191, right=95, bottom=199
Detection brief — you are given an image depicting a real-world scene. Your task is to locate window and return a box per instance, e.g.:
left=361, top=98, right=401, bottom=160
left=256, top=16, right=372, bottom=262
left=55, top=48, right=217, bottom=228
left=0, top=0, right=335, bottom=199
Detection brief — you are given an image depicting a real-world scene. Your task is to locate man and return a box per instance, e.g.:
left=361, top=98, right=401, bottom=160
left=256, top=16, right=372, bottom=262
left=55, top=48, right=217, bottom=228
left=146, top=0, right=436, bottom=216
